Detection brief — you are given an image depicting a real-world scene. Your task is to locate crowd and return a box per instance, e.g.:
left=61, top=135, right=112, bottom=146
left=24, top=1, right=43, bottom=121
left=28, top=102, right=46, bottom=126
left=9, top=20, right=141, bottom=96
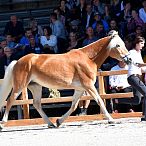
left=0, top=0, right=146, bottom=116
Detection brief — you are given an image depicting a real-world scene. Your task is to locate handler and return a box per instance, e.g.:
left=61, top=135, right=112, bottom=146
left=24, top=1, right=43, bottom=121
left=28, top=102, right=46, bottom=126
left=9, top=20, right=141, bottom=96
left=123, top=36, right=146, bottom=121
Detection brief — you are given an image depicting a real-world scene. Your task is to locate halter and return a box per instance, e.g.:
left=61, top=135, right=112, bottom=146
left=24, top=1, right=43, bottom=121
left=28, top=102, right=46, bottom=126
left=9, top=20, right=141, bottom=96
left=122, top=54, right=132, bottom=65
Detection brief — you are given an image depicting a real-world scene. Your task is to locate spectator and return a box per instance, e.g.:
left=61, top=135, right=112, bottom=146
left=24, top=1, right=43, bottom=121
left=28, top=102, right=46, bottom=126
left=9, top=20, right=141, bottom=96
left=139, top=0, right=146, bottom=24
left=50, top=13, right=67, bottom=53
left=92, top=0, right=105, bottom=16
left=81, top=3, right=95, bottom=30
left=40, top=26, right=58, bottom=54
left=76, top=0, right=87, bottom=19
left=127, top=9, right=144, bottom=34
left=94, top=21, right=106, bottom=40
left=6, top=34, right=16, bottom=49
left=3, top=15, right=24, bottom=43
left=82, top=26, right=98, bottom=46
left=92, top=12, right=109, bottom=32
left=66, top=31, right=82, bottom=51
left=109, top=60, right=133, bottom=113
left=25, top=35, right=43, bottom=54
left=0, top=46, right=15, bottom=79
left=69, top=19, right=85, bottom=43
left=20, top=28, right=39, bottom=46
left=28, top=17, right=44, bottom=37
left=53, top=7, right=66, bottom=25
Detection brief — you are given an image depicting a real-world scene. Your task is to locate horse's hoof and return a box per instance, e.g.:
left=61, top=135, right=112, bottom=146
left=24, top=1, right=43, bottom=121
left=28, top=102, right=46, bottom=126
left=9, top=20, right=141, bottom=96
left=0, top=124, right=4, bottom=131
left=108, top=120, right=121, bottom=124
left=48, top=123, right=56, bottom=128
left=56, top=119, right=61, bottom=127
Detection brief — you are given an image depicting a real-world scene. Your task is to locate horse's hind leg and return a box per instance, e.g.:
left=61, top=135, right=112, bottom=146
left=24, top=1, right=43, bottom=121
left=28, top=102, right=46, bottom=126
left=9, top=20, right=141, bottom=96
left=28, top=83, right=55, bottom=128
left=85, top=85, right=114, bottom=123
left=56, top=90, right=84, bottom=127
left=0, top=91, right=21, bottom=129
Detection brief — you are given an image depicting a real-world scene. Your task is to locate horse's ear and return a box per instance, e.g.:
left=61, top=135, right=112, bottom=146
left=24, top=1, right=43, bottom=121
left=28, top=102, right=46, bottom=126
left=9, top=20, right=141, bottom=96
left=107, top=30, right=118, bottom=38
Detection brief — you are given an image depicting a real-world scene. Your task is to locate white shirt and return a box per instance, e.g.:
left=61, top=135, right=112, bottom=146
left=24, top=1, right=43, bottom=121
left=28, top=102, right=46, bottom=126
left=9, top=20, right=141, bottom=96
left=40, top=35, right=58, bottom=53
left=109, top=64, right=130, bottom=88
left=127, top=49, right=144, bottom=77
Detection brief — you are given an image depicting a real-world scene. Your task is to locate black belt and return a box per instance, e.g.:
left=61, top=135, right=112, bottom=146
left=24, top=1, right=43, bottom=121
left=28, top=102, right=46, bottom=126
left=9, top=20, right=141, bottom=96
left=129, top=74, right=141, bottom=78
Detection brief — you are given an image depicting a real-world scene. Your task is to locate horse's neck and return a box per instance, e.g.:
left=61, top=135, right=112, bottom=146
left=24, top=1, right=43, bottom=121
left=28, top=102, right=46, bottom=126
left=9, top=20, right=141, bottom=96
left=81, top=36, right=111, bottom=68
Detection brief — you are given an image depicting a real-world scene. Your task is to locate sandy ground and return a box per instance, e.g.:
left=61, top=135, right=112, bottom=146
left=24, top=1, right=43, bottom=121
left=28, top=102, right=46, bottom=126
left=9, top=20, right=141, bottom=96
left=0, top=118, right=146, bottom=146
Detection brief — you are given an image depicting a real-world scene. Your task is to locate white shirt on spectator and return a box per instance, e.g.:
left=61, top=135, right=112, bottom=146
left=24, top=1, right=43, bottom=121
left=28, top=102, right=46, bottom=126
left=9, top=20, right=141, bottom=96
left=109, top=64, right=130, bottom=88
left=40, top=35, right=58, bottom=53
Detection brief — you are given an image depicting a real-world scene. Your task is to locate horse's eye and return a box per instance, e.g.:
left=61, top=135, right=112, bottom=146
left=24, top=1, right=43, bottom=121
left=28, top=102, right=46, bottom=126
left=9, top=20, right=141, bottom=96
left=116, top=44, right=120, bottom=47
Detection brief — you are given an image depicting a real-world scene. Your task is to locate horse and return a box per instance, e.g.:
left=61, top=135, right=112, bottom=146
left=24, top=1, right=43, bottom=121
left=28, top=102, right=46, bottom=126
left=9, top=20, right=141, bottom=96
left=0, top=30, right=131, bottom=129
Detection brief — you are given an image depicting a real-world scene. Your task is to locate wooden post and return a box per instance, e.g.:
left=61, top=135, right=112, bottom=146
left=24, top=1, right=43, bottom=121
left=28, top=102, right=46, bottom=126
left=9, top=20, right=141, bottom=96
left=21, top=88, right=30, bottom=119
left=98, top=72, right=106, bottom=114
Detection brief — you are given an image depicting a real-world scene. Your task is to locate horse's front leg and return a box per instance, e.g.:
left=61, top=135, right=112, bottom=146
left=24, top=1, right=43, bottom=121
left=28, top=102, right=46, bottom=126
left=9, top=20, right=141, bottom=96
left=85, top=85, right=115, bottom=123
left=56, top=90, right=84, bottom=127
left=28, top=83, right=56, bottom=128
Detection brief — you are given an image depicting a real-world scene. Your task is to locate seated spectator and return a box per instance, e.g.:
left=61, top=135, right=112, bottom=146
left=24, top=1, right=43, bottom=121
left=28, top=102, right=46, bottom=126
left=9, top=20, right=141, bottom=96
left=127, top=9, right=144, bottom=34
left=139, top=0, right=146, bottom=24
left=69, top=20, right=85, bottom=43
left=0, top=46, right=15, bottom=79
left=109, top=19, right=119, bottom=32
left=82, top=26, right=98, bottom=47
left=28, top=17, right=44, bottom=37
left=92, top=12, right=109, bottom=33
left=3, top=15, right=24, bottom=43
left=81, top=3, right=95, bottom=31
left=40, top=26, right=58, bottom=54
left=92, top=0, right=105, bottom=16
left=53, top=7, right=66, bottom=25
left=109, top=60, right=133, bottom=113
left=94, top=22, right=106, bottom=40
left=25, top=35, right=43, bottom=54
left=66, top=31, right=82, bottom=51
left=6, top=34, right=16, bottom=49
left=20, top=28, right=39, bottom=46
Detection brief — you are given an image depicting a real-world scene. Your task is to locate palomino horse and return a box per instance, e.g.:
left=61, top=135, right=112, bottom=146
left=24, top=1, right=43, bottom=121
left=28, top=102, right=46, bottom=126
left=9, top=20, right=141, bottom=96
left=0, top=30, right=131, bottom=129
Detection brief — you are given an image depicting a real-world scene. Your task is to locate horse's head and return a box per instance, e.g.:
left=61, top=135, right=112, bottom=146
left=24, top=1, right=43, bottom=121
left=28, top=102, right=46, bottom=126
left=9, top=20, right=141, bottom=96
left=107, top=30, right=131, bottom=64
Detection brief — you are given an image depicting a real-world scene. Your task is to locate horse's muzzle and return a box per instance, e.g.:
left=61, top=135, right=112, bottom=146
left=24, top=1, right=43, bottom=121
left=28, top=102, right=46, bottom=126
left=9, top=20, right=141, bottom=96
left=122, top=55, right=132, bottom=65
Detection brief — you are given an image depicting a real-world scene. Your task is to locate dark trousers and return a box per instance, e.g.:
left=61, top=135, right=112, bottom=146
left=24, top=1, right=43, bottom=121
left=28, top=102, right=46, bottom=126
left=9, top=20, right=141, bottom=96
left=110, top=86, right=133, bottom=112
left=127, top=75, right=146, bottom=116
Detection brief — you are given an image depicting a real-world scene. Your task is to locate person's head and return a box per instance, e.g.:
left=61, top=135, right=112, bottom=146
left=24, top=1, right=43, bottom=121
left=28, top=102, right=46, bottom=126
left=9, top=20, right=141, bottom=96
left=4, top=46, right=13, bottom=57
left=0, top=38, right=7, bottom=49
left=25, top=28, right=32, bottom=38
left=118, top=60, right=126, bottom=68
left=69, top=32, right=77, bottom=41
left=70, top=20, right=79, bottom=30
left=10, top=15, right=17, bottom=24
left=86, top=3, right=92, bottom=13
left=53, top=7, right=61, bottom=16
left=43, top=26, right=52, bottom=36
left=50, top=13, right=57, bottom=23
left=131, top=9, right=139, bottom=19
left=29, top=18, right=37, bottom=28
left=60, top=0, right=66, bottom=7
left=142, top=0, right=146, bottom=8
left=109, top=19, right=117, bottom=29
left=96, top=22, right=104, bottom=32
left=29, top=35, right=36, bottom=45
left=94, top=12, right=101, bottom=21
left=133, top=36, right=145, bottom=51
left=86, top=26, right=94, bottom=37
left=79, top=0, right=86, bottom=5
left=6, top=34, right=13, bottom=42
left=135, top=25, right=143, bottom=35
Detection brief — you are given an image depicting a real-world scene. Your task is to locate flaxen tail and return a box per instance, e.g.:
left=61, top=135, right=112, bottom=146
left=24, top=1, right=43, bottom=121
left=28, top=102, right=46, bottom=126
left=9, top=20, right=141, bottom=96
left=0, top=60, right=17, bottom=109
